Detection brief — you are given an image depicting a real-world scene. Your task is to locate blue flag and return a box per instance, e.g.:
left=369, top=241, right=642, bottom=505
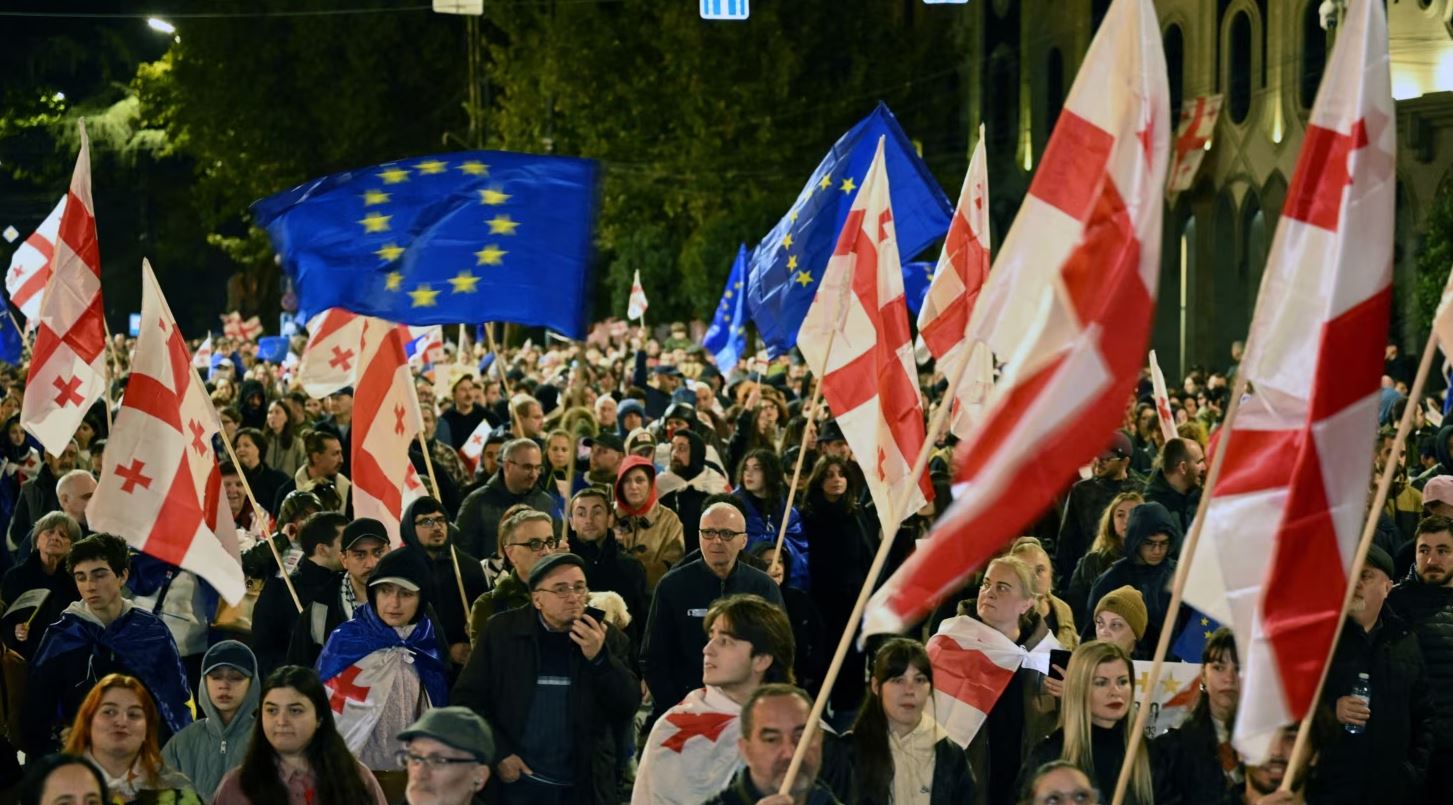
left=702, top=244, right=750, bottom=374
left=1172, top=606, right=1223, bottom=663
left=746, top=103, right=952, bottom=356
left=255, top=336, right=290, bottom=364
left=251, top=150, right=600, bottom=339
left=0, top=308, right=22, bottom=366
left=902, top=260, right=934, bottom=317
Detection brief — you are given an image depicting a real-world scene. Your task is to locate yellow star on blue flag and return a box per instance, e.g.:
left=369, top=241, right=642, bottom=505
left=702, top=244, right=750, bottom=373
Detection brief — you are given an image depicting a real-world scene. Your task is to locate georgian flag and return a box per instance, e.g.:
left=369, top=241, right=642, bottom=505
left=628, top=269, right=649, bottom=321
left=632, top=686, right=743, bottom=805
left=1149, top=349, right=1178, bottom=442
left=351, top=316, right=425, bottom=546
left=297, top=307, right=365, bottom=398
left=325, top=648, right=423, bottom=752
left=459, top=417, right=494, bottom=475
left=5, top=195, right=66, bottom=324
left=928, top=616, right=1060, bottom=747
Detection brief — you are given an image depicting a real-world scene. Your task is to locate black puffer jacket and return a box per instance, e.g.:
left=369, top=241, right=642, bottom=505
left=1310, top=610, right=1435, bottom=804
left=1084, top=502, right=1182, bottom=650
left=1387, top=579, right=1453, bottom=752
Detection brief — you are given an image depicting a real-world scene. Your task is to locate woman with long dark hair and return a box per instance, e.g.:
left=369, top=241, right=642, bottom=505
left=211, top=666, right=387, bottom=805
left=839, top=638, right=973, bottom=804
left=732, top=448, right=807, bottom=589
left=62, top=674, right=197, bottom=804
left=800, top=454, right=874, bottom=710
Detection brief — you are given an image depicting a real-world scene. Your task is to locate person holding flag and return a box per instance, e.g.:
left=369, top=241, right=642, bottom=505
left=315, top=545, right=449, bottom=778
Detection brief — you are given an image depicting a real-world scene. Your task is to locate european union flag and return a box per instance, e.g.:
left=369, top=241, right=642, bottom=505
left=746, top=103, right=952, bottom=356
left=0, top=308, right=22, bottom=366
left=1172, top=606, right=1223, bottom=663
left=902, top=260, right=934, bottom=317
left=702, top=244, right=750, bottom=374
left=251, top=150, right=599, bottom=339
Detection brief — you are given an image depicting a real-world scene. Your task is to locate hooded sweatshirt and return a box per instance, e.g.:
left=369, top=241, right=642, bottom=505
left=237, top=379, right=268, bottom=430
left=613, top=455, right=685, bottom=590
left=161, top=641, right=261, bottom=799
left=397, top=497, right=489, bottom=649
left=1083, top=501, right=1183, bottom=650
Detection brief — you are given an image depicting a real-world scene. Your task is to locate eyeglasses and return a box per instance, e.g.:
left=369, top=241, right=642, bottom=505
left=539, top=582, right=589, bottom=599
left=508, top=538, right=558, bottom=552
left=1035, top=789, right=1099, bottom=805
left=506, top=460, right=544, bottom=474
left=394, top=750, right=478, bottom=770
left=699, top=528, right=746, bottom=542
left=414, top=515, right=448, bottom=529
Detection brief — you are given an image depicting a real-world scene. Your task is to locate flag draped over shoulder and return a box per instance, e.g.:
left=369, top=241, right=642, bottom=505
left=252, top=150, right=599, bottom=338
left=797, top=137, right=932, bottom=536
left=21, top=122, right=107, bottom=457
left=701, top=245, right=750, bottom=375
left=746, top=103, right=951, bottom=356
left=1183, top=0, right=1395, bottom=761
left=632, top=686, right=743, bottom=805
left=88, top=260, right=246, bottom=604
left=863, top=0, right=1170, bottom=636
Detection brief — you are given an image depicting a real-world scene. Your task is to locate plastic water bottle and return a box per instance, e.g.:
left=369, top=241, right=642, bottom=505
left=1346, top=672, right=1371, bottom=735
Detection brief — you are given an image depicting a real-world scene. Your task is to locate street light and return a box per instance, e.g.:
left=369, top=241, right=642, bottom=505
left=146, top=17, right=175, bottom=34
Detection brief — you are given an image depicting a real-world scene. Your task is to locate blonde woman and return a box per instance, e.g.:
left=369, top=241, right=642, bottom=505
left=1020, top=640, right=1156, bottom=805
left=1065, top=491, right=1143, bottom=624
left=1009, top=537, right=1078, bottom=650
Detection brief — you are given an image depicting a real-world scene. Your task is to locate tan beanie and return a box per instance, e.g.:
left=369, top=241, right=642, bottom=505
left=1095, top=585, right=1148, bottom=640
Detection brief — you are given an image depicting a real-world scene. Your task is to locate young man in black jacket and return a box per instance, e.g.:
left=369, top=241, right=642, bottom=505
left=1387, top=515, right=1453, bottom=804
left=250, top=510, right=347, bottom=678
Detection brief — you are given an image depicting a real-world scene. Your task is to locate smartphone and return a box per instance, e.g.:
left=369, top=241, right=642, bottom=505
left=1048, top=649, right=1072, bottom=681
left=583, top=606, right=607, bottom=626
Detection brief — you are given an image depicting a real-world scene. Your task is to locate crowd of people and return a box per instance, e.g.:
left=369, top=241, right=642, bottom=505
left=0, top=323, right=1446, bottom=805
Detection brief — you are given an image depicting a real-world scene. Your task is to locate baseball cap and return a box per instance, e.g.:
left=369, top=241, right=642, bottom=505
left=528, top=552, right=587, bottom=590
left=397, top=706, right=495, bottom=764
left=342, top=518, right=389, bottom=551
left=201, top=640, right=257, bottom=677
left=1363, top=544, right=1395, bottom=580
left=583, top=432, right=624, bottom=453
left=1099, top=431, right=1134, bottom=460
left=1424, top=475, right=1453, bottom=508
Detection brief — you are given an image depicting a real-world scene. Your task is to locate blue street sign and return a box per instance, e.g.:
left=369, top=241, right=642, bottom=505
left=700, top=0, right=749, bottom=20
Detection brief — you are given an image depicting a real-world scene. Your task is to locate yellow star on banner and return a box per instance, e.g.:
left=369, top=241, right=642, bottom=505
left=478, top=188, right=511, bottom=206
left=724, top=290, right=733, bottom=299
left=378, top=167, right=410, bottom=184
left=783, top=234, right=794, bottom=249
left=818, top=174, right=832, bottom=191
left=1199, top=617, right=1210, bottom=626
left=449, top=270, right=480, bottom=293
left=1161, top=677, right=1181, bottom=695
left=794, top=270, right=812, bottom=287
left=840, top=176, right=856, bottom=193
left=734, top=281, right=742, bottom=289
left=1136, top=672, right=1150, bottom=691
left=415, top=160, right=447, bottom=175
left=362, top=189, right=390, bottom=206
left=458, top=160, right=488, bottom=176
left=787, top=255, right=798, bottom=270
left=359, top=213, right=391, bottom=233
left=385, top=271, right=403, bottom=291
left=375, top=243, right=405, bottom=262
left=409, top=284, right=440, bottom=307
left=487, top=215, right=519, bottom=235
left=474, top=244, right=507, bottom=266
left=789, top=210, right=799, bottom=223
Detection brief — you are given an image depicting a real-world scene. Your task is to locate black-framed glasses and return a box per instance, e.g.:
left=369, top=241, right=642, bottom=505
left=509, top=537, right=558, bottom=552
left=539, top=582, right=589, bottom=599
left=414, top=515, right=448, bottom=529
left=699, top=528, right=745, bottom=542
left=395, top=750, right=478, bottom=770
left=506, top=459, right=544, bottom=473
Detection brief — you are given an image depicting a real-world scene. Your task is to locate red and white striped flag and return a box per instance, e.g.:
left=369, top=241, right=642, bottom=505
left=863, top=0, right=1169, bottom=635
left=87, top=260, right=245, bottom=604
left=1166, top=95, right=1223, bottom=195
left=917, top=125, right=995, bottom=439
left=628, top=269, right=649, bottom=322
left=297, top=308, right=365, bottom=398
left=926, top=616, right=1033, bottom=747
left=21, top=122, right=108, bottom=457
left=219, top=311, right=263, bottom=341
left=1149, top=349, right=1178, bottom=442
left=1183, top=0, right=1394, bottom=761
left=5, top=195, right=66, bottom=324
left=797, top=136, right=932, bottom=535
left=351, top=316, right=425, bottom=546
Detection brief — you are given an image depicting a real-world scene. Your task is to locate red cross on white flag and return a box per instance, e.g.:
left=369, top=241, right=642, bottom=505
left=21, top=121, right=108, bottom=458
left=1183, top=0, right=1395, bottom=762
left=917, top=124, right=995, bottom=439
left=351, top=316, right=425, bottom=545
left=297, top=308, right=365, bottom=398
left=864, top=0, right=1170, bottom=636
left=219, top=311, right=263, bottom=341
left=5, top=195, right=66, bottom=325
left=797, top=135, right=932, bottom=537
left=87, top=260, right=245, bottom=604
left=628, top=269, right=649, bottom=322
left=1166, top=94, right=1223, bottom=195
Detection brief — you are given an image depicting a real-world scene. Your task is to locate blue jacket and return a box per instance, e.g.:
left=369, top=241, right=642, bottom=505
left=734, top=489, right=808, bottom=590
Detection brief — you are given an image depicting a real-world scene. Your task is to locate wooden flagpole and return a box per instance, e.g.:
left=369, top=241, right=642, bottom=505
left=776, top=336, right=971, bottom=796
left=1277, top=324, right=1440, bottom=792
left=414, top=424, right=471, bottom=627
left=1111, top=372, right=1250, bottom=805
left=215, top=417, right=302, bottom=613
left=482, top=323, right=523, bottom=438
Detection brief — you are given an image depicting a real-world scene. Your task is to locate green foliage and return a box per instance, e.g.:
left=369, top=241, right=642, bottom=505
left=1416, top=175, right=1453, bottom=333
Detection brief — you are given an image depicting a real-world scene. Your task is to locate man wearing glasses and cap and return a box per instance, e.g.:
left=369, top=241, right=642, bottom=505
left=454, top=552, right=640, bottom=805
left=396, top=706, right=495, bottom=805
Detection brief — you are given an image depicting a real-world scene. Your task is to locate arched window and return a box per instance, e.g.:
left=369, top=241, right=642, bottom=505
left=1301, top=0, right=1327, bottom=109
left=1046, top=48, right=1065, bottom=132
left=1228, top=11, right=1252, bottom=123
left=1164, top=25, right=1185, bottom=119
